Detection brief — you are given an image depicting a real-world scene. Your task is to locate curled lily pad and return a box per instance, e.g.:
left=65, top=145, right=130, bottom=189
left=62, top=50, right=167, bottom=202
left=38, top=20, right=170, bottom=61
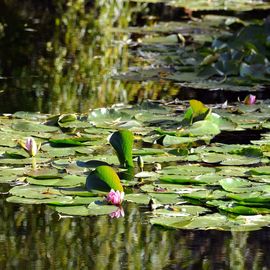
left=86, top=165, right=124, bottom=192
left=182, top=99, right=211, bottom=125
left=109, top=130, right=134, bottom=168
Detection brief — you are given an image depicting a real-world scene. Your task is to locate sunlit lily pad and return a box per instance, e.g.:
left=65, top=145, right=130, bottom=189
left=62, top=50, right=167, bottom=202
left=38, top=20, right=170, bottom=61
left=9, top=185, right=62, bottom=199
left=125, top=193, right=150, bottom=204
left=86, top=165, right=124, bottom=192
left=12, top=120, right=59, bottom=132
left=54, top=201, right=118, bottom=216
left=26, top=175, right=85, bottom=187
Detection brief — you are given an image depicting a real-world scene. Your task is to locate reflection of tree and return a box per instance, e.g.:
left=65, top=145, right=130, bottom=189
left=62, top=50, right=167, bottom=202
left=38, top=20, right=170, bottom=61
left=0, top=0, right=180, bottom=113
left=40, top=0, right=132, bottom=113
left=0, top=200, right=269, bottom=269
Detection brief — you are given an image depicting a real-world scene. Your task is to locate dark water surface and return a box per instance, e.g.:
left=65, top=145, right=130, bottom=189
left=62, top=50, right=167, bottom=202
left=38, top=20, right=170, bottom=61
left=2, top=198, right=270, bottom=270
left=0, top=0, right=181, bottom=113
left=1, top=1, right=270, bottom=269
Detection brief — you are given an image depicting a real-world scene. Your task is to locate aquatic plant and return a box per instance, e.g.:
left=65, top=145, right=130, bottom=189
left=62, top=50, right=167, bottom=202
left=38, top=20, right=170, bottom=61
left=243, top=94, right=256, bottom=105
left=106, top=189, right=125, bottom=206
left=19, top=137, right=40, bottom=157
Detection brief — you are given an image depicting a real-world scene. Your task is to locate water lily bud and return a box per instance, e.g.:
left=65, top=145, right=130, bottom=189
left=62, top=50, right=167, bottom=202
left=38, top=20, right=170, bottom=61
left=106, top=189, right=124, bottom=206
left=25, top=137, right=39, bottom=157
left=137, top=156, right=144, bottom=171
left=243, top=94, right=256, bottom=105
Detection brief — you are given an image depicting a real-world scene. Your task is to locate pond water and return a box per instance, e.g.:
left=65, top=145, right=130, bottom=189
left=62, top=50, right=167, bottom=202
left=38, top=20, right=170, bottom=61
left=2, top=197, right=270, bottom=270
left=1, top=1, right=270, bottom=269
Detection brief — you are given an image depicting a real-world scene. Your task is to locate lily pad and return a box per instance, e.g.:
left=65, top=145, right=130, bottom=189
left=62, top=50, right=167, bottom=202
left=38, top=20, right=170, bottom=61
left=12, top=120, right=59, bottom=133
left=109, top=130, right=134, bottom=168
left=86, top=165, right=124, bottom=192
left=54, top=201, right=118, bottom=216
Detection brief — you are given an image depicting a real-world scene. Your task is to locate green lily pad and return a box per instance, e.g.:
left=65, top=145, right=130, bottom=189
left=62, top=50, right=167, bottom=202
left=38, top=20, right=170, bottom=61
left=219, top=178, right=263, bottom=193
left=160, top=165, right=216, bottom=175
left=183, top=99, right=211, bottom=125
left=125, top=193, right=150, bottom=204
left=4, top=149, right=29, bottom=159
left=0, top=168, right=25, bottom=183
left=12, top=120, right=59, bottom=133
left=109, top=130, right=134, bottom=168
left=248, top=167, right=270, bottom=176
left=151, top=193, right=183, bottom=205
left=153, top=205, right=210, bottom=216
left=159, top=175, right=206, bottom=185
left=49, top=137, right=91, bottom=146
left=182, top=190, right=227, bottom=201
left=26, top=175, right=85, bottom=187
left=150, top=213, right=229, bottom=230
left=6, top=195, right=74, bottom=205
left=54, top=201, right=118, bottom=216
left=9, top=185, right=62, bottom=199
left=208, top=200, right=270, bottom=215
left=156, top=135, right=202, bottom=147
left=86, top=165, right=124, bottom=192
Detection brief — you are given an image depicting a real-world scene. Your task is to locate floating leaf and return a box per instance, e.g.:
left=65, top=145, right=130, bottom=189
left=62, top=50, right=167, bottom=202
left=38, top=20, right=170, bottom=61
left=54, top=201, right=118, bottom=216
left=12, top=120, right=59, bottom=132
left=182, top=100, right=211, bottom=125
left=125, top=193, right=150, bottom=204
left=7, top=195, right=74, bottom=205
left=9, top=185, right=62, bottom=199
left=109, top=130, right=134, bottom=168
left=86, top=165, right=124, bottom=192
left=26, top=175, right=85, bottom=187
left=49, top=137, right=91, bottom=146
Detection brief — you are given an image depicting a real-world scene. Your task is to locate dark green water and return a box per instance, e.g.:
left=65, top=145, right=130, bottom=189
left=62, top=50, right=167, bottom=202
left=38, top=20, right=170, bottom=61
left=1, top=1, right=270, bottom=269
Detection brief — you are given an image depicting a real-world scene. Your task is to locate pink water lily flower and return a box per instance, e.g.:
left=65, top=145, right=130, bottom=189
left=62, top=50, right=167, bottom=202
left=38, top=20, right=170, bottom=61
left=106, top=189, right=124, bottom=206
left=109, top=207, right=125, bottom=219
left=243, top=94, right=256, bottom=105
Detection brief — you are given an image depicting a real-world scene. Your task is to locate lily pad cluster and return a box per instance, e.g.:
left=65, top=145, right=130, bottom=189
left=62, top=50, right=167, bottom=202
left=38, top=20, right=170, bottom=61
left=3, top=99, right=270, bottom=230
left=117, top=15, right=270, bottom=91
left=132, top=0, right=270, bottom=11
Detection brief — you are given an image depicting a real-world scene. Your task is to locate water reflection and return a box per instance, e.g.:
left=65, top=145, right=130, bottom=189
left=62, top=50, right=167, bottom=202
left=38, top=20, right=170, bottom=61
left=0, top=0, right=181, bottom=114
left=1, top=198, right=270, bottom=269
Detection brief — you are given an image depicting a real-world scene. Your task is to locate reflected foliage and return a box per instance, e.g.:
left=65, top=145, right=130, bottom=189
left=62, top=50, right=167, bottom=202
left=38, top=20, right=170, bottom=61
left=1, top=200, right=270, bottom=269
left=0, top=0, right=177, bottom=113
